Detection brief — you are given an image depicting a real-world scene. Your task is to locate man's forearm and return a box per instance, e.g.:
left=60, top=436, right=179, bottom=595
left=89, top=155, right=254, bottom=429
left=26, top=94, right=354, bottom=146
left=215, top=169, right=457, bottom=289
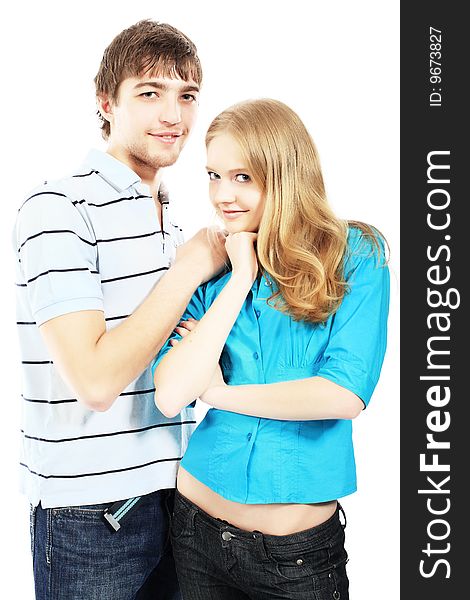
left=92, top=262, right=204, bottom=406
left=42, top=262, right=203, bottom=411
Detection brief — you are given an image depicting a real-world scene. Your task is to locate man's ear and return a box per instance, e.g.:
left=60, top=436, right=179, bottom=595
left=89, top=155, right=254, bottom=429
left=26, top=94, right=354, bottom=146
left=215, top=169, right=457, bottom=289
left=96, top=95, right=114, bottom=126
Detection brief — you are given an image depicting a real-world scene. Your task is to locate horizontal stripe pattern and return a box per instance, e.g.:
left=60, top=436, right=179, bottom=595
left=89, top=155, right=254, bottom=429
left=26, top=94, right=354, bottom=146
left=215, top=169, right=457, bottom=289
left=20, top=455, right=182, bottom=479
left=22, top=395, right=77, bottom=405
left=18, top=191, right=67, bottom=212
left=26, top=267, right=100, bottom=285
left=18, top=229, right=96, bottom=252
left=21, top=386, right=157, bottom=404
left=14, top=149, right=194, bottom=508
left=21, top=420, right=197, bottom=443
left=17, top=314, right=131, bottom=325
left=72, top=169, right=99, bottom=178
left=100, top=265, right=168, bottom=284
left=78, top=193, right=152, bottom=208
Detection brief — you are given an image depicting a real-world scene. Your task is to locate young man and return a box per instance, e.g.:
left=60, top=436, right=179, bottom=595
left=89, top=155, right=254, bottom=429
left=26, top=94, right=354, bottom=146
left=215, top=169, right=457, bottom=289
left=14, top=20, right=225, bottom=600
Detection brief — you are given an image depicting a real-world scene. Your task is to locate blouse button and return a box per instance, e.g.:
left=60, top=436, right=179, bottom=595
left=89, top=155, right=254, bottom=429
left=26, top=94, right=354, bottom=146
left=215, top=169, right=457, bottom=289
left=255, top=309, right=261, bottom=318
left=253, top=352, right=259, bottom=360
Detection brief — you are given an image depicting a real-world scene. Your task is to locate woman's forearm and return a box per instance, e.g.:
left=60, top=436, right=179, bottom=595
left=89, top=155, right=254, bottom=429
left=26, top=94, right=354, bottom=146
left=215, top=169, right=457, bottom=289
left=154, top=270, right=253, bottom=417
left=202, top=376, right=364, bottom=421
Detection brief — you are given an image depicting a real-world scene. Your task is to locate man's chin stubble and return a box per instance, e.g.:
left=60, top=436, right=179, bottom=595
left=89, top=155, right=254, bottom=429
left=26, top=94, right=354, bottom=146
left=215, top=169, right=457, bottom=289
left=129, top=147, right=180, bottom=172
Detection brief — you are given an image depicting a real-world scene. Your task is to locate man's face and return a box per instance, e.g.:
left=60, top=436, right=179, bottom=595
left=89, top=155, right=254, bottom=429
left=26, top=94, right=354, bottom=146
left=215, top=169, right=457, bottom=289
left=102, top=73, right=200, bottom=178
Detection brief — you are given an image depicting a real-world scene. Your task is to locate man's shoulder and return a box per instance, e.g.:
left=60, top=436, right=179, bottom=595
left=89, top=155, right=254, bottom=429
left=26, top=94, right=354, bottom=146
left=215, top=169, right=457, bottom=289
left=15, top=168, right=100, bottom=244
left=18, top=158, right=105, bottom=215
left=18, top=176, right=81, bottom=217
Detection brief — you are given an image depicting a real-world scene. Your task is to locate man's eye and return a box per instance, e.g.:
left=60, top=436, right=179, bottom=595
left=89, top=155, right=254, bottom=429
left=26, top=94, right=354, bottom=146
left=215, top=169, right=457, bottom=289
left=235, top=174, right=250, bottom=183
left=207, top=171, right=220, bottom=180
left=141, top=91, right=157, bottom=98
left=181, top=93, right=197, bottom=102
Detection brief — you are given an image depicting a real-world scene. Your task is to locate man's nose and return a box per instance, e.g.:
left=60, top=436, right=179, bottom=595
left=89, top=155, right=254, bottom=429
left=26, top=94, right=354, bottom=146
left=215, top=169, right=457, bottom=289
left=159, top=96, right=182, bottom=125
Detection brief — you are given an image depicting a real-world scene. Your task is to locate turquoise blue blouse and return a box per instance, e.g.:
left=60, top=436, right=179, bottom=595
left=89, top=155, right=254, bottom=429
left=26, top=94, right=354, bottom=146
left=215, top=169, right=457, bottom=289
left=152, top=228, right=390, bottom=503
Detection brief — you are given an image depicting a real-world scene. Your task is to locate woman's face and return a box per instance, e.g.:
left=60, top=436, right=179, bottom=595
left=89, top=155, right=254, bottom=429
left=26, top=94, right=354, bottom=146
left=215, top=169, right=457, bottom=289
left=206, top=133, right=265, bottom=233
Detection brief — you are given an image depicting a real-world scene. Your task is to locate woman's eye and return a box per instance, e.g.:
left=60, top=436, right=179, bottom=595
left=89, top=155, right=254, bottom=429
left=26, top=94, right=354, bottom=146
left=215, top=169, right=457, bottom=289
left=235, top=174, right=250, bottom=183
left=207, top=171, right=220, bottom=180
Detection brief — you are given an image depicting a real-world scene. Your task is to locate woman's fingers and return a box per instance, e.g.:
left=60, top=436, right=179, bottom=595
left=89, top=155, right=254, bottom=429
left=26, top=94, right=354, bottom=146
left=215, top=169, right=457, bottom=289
left=176, top=318, right=198, bottom=334
left=172, top=318, right=199, bottom=342
left=224, top=232, right=258, bottom=281
left=181, top=318, right=198, bottom=330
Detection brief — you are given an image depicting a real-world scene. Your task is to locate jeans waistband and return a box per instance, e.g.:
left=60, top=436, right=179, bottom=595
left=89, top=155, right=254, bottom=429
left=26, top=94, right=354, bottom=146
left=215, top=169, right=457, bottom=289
left=174, top=490, right=344, bottom=549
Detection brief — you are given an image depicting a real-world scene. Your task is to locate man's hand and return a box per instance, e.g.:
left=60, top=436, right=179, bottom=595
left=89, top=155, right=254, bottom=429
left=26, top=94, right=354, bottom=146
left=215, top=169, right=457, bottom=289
left=175, top=227, right=227, bottom=285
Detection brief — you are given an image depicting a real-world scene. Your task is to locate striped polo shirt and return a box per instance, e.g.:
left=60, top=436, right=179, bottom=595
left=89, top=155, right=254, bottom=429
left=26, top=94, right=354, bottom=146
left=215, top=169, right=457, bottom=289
left=14, top=149, right=196, bottom=509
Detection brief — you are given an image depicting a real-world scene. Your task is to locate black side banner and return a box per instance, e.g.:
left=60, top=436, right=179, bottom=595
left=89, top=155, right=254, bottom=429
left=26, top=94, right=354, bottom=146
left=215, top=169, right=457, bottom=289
left=401, top=3, right=466, bottom=597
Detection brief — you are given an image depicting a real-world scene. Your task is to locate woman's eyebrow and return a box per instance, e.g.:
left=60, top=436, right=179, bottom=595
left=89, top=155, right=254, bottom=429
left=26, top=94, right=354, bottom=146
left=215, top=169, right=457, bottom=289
left=205, top=166, right=249, bottom=173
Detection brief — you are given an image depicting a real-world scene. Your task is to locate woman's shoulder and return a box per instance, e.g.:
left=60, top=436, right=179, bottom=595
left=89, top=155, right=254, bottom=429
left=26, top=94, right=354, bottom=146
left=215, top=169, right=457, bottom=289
left=345, top=223, right=388, bottom=272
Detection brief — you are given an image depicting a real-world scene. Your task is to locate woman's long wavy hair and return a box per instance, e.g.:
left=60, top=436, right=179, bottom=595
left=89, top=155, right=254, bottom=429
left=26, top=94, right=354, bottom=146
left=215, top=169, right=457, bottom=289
left=206, top=99, right=381, bottom=323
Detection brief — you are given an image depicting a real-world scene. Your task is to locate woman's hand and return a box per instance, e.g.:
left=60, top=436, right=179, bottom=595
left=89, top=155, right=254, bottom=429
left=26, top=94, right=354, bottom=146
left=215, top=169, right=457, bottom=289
left=225, top=232, right=258, bottom=283
left=170, top=318, right=198, bottom=347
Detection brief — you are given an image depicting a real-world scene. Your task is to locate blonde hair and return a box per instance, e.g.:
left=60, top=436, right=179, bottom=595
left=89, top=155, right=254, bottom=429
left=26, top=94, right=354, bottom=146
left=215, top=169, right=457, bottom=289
left=206, top=99, right=381, bottom=323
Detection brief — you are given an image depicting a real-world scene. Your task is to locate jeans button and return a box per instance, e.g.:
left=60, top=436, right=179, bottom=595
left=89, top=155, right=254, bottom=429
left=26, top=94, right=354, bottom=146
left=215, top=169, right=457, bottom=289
left=296, top=559, right=303, bottom=566
left=222, top=531, right=234, bottom=541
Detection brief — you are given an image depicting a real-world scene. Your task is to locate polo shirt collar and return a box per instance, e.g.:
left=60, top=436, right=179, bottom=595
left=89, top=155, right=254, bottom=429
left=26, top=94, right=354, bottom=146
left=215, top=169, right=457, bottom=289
left=82, top=148, right=143, bottom=193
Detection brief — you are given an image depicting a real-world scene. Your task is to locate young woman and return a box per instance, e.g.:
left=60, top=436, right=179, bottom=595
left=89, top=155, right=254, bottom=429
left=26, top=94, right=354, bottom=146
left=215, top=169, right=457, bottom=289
left=152, top=99, right=390, bottom=600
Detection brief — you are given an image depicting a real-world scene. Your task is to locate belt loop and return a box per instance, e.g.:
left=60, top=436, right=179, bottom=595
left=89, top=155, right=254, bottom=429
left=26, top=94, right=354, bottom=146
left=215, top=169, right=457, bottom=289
left=174, top=491, right=198, bottom=531
left=189, top=506, right=197, bottom=531
left=338, top=503, right=347, bottom=529
left=252, top=530, right=270, bottom=560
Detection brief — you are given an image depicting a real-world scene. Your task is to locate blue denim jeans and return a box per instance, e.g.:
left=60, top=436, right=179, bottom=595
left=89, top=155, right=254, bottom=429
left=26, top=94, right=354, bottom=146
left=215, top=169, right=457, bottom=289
left=171, top=491, right=349, bottom=600
left=30, top=489, right=181, bottom=600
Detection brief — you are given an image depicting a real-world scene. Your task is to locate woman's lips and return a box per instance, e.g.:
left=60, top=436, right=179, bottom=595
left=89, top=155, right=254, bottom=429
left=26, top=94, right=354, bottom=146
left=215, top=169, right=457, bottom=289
left=222, top=210, right=248, bottom=220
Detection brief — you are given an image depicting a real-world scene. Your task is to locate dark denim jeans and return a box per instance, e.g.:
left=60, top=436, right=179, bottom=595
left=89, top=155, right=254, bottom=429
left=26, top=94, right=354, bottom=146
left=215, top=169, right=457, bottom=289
left=30, top=489, right=181, bottom=600
left=171, top=491, right=349, bottom=600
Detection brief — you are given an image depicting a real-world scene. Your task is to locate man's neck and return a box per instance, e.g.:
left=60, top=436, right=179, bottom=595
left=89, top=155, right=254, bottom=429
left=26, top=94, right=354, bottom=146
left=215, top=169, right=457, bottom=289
left=105, top=147, right=162, bottom=200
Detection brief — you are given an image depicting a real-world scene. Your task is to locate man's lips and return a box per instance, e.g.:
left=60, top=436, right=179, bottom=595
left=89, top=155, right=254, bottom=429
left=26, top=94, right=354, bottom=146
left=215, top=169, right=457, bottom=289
left=148, top=131, right=183, bottom=144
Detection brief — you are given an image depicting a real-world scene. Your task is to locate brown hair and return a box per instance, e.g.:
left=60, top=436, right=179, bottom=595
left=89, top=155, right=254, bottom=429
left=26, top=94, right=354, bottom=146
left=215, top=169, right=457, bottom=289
left=206, top=99, right=386, bottom=323
left=94, top=19, right=202, bottom=139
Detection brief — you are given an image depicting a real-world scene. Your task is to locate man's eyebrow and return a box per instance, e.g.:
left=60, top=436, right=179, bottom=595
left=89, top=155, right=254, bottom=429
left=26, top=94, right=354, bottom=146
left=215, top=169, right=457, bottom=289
left=133, top=81, right=200, bottom=93
left=180, top=84, right=200, bottom=93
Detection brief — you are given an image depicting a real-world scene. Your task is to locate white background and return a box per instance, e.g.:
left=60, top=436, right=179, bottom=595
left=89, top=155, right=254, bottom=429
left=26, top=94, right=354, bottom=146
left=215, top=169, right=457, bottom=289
left=0, top=1, right=399, bottom=598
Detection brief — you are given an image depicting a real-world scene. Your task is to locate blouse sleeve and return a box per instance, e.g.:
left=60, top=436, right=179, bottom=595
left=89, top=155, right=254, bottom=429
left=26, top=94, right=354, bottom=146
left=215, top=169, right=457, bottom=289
left=316, top=229, right=390, bottom=407
left=150, top=284, right=207, bottom=378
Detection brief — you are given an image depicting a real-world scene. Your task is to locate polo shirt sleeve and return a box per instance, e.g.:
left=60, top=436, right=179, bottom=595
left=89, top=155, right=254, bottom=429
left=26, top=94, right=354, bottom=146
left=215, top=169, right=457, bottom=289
left=316, top=230, right=390, bottom=406
left=151, top=285, right=207, bottom=378
left=15, top=186, right=104, bottom=326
